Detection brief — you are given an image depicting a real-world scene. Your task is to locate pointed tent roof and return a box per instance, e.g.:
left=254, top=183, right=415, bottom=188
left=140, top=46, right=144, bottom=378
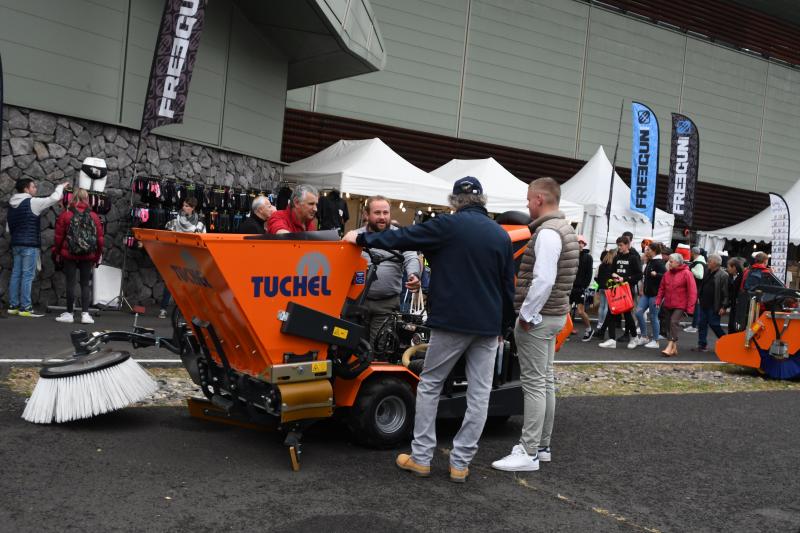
left=562, top=146, right=674, bottom=226
left=698, top=182, right=800, bottom=245
left=284, top=138, right=451, bottom=206
left=431, top=157, right=584, bottom=222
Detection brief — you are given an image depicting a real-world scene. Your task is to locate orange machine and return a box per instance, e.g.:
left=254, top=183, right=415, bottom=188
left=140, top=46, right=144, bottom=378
left=715, top=286, right=800, bottom=379
left=114, top=224, right=571, bottom=469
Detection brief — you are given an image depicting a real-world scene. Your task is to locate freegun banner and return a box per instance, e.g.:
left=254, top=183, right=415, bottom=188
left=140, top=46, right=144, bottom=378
left=668, top=114, right=699, bottom=226
left=630, top=102, right=659, bottom=224
left=769, top=193, right=790, bottom=285
left=141, top=0, right=206, bottom=135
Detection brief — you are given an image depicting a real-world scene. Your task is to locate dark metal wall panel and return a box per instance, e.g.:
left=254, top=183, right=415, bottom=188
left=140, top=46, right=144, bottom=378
left=592, top=0, right=800, bottom=66
left=282, top=108, right=769, bottom=232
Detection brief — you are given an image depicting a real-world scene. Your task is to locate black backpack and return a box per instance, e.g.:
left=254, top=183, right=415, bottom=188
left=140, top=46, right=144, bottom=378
left=67, top=208, right=98, bottom=255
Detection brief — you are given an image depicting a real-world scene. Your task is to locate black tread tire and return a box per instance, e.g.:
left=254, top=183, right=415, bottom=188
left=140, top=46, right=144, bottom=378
left=348, top=376, right=415, bottom=449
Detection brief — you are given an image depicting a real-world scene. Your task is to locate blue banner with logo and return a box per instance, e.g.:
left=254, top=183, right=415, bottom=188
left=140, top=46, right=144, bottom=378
left=630, top=102, right=659, bottom=224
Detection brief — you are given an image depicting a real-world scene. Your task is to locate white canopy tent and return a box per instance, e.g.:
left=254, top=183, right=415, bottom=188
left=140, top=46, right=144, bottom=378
left=698, top=179, right=800, bottom=252
left=561, top=146, right=675, bottom=263
left=430, top=157, right=584, bottom=222
left=283, top=138, right=451, bottom=206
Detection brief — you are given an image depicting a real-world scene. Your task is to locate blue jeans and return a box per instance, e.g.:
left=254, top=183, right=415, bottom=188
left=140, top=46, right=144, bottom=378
left=697, top=306, right=726, bottom=348
left=635, top=295, right=660, bottom=339
left=597, top=291, right=608, bottom=328
left=9, top=246, right=39, bottom=310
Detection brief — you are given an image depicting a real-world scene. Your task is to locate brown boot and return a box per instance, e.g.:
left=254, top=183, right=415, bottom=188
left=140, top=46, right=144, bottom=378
left=396, top=453, right=431, bottom=477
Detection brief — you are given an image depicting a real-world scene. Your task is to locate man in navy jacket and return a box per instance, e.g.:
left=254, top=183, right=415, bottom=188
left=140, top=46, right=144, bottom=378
left=343, top=177, right=515, bottom=482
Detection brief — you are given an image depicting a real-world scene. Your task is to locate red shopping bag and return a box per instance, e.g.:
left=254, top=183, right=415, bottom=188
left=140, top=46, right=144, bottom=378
left=605, top=282, right=634, bottom=315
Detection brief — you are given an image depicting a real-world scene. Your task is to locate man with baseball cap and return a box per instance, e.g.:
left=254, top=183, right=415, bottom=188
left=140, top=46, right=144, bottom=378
left=343, top=176, right=516, bottom=483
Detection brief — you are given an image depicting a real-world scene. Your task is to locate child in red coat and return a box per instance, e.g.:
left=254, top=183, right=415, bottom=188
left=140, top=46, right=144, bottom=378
left=52, top=188, right=104, bottom=324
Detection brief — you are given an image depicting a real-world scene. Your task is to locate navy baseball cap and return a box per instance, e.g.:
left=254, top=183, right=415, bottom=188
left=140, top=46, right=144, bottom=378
left=453, top=176, right=483, bottom=195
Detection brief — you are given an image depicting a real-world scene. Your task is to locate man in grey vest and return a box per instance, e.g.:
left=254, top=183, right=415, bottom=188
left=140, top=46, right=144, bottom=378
left=5, top=178, right=68, bottom=317
left=492, top=177, right=578, bottom=472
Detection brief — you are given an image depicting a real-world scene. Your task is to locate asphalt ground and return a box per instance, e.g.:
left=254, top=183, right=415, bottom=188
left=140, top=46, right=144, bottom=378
left=0, top=308, right=720, bottom=363
left=1, top=368, right=798, bottom=532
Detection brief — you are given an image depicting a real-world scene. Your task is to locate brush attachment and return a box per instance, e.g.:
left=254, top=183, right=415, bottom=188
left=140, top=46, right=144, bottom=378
left=22, top=351, right=158, bottom=424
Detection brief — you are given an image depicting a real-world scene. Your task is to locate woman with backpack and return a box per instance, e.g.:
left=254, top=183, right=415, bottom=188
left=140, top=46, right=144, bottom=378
left=52, top=188, right=104, bottom=324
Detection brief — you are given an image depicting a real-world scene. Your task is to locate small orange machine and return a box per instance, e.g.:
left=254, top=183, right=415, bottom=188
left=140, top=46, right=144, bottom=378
left=715, top=286, right=800, bottom=379
left=69, top=222, right=571, bottom=470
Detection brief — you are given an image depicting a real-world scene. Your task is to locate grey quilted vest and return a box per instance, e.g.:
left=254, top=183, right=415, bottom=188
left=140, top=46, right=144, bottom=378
left=514, top=211, right=579, bottom=316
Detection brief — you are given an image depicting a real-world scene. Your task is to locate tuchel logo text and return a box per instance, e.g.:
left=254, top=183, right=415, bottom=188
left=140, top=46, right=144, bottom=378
left=170, top=250, right=213, bottom=288
left=251, top=252, right=332, bottom=297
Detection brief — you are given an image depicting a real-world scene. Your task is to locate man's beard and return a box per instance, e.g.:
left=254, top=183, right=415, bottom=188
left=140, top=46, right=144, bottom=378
left=368, top=221, right=389, bottom=232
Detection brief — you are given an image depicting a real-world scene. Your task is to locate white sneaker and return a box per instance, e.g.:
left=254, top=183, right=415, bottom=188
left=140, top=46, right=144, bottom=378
left=537, top=446, right=552, bottom=462
left=627, top=336, right=640, bottom=349
left=491, top=444, right=539, bottom=472
left=683, top=326, right=698, bottom=333
left=645, top=340, right=660, bottom=349
left=80, top=312, right=94, bottom=324
left=599, top=339, right=617, bottom=348
left=55, top=312, right=74, bottom=323
left=636, top=336, right=650, bottom=346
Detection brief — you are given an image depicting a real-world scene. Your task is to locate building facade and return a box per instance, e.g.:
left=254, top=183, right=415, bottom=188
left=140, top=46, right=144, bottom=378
left=284, top=0, right=800, bottom=232
left=0, top=0, right=385, bottom=307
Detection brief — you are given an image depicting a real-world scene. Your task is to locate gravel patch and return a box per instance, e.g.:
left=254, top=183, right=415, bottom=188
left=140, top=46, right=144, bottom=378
left=5, top=364, right=799, bottom=407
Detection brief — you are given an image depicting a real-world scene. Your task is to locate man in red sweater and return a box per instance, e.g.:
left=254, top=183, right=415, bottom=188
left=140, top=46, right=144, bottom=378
left=267, top=184, right=319, bottom=234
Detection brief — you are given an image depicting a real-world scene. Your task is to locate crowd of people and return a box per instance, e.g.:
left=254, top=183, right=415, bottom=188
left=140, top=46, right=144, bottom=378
left=570, top=235, right=773, bottom=356
left=3, top=172, right=785, bottom=484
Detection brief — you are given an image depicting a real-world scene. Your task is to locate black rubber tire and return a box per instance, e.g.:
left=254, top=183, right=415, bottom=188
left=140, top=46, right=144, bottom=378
left=348, top=376, right=415, bottom=449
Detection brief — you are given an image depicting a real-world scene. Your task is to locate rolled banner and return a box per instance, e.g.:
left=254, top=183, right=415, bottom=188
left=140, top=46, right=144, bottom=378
left=769, top=193, right=790, bottom=285
left=140, top=0, right=207, bottom=135
left=630, top=102, right=659, bottom=225
left=668, top=113, right=699, bottom=226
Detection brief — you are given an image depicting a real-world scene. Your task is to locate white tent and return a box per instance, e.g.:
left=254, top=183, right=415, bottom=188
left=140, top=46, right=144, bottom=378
left=698, top=180, right=800, bottom=252
left=430, top=157, right=584, bottom=222
left=284, top=138, right=451, bottom=206
left=561, top=146, right=675, bottom=263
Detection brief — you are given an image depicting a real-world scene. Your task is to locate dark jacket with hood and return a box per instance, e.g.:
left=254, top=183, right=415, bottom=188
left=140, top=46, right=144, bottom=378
left=357, top=205, right=515, bottom=336
left=572, top=248, right=593, bottom=291
left=613, top=250, right=643, bottom=285
left=642, top=257, right=666, bottom=297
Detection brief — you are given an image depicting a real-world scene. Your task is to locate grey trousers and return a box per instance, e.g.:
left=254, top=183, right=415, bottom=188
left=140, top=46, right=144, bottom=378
left=410, top=329, right=498, bottom=469
left=515, top=314, right=566, bottom=454
left=363, top=295, right=400, bottom=344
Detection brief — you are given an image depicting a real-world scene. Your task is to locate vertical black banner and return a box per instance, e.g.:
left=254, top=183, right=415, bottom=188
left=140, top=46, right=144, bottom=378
left=667, top=113, right=699, bottom=226
left=140, top=0, right=206, bottom=135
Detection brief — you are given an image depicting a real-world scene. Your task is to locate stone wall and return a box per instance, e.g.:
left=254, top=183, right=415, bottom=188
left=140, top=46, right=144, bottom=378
left=1, top=105, right=281, bottom=308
